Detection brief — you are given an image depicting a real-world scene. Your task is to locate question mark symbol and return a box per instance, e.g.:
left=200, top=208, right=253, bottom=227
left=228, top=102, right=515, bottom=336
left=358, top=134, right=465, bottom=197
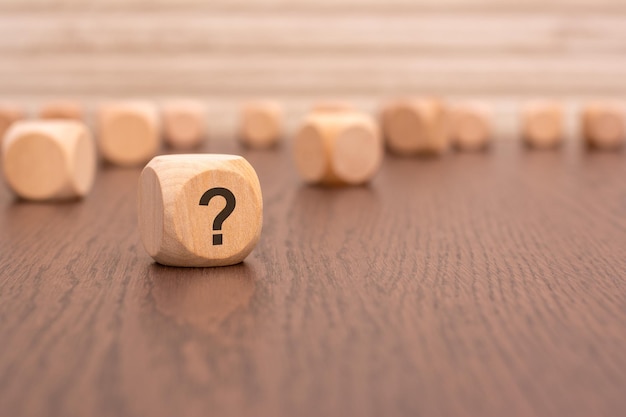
left=199, top=187, right=236, bottom=245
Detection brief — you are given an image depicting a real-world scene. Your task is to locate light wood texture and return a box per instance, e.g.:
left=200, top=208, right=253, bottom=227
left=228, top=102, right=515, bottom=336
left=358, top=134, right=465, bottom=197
left=161, top=100, right=207, bottom=149
left=97, top=101, right=161, bottom=166
left=521, top=100, right=565, bottom=149
left=293, top=112, right=382, bottom=185
left=239, top=101, right=283, bottom=149
left=384, top=98, right=449, bottom=156
left=1, top=138, right=626, bottom=417
left=0, top=105, right=25, bottom=143
left=1, top=120, right=96, bottom=200
left=311, top=101, right=355, bottom=114
left=581, top=101, right=625, bottom=150
left=450, top=101, right=492, bottom=151
left=138, top=154, right=263, bottom=267
left=38, top=100, right=84, bottom=120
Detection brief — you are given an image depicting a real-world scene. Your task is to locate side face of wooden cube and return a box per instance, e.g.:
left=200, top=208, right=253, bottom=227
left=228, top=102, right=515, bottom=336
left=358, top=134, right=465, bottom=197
left=161, top=101, right=207, bottom=149
left=239, top=102, right=283, bottom=149
left=522, top=102, right=564, bottom=149
left=2, top=120, right=96, bottom=201
left=138, top=154, right=263, bottom=267
left=384, top=99, right=449, bottom=156
left=451, top=103, right=492, bottom=151
left=98, top=102, right=161, bottom=166
left=582, top=103, right=625, bottom=150
left=293, top=112, right=382, bottom=186
left=0, top=105, right=25, bottom=143
left=39, top=101, right=84, bottom=121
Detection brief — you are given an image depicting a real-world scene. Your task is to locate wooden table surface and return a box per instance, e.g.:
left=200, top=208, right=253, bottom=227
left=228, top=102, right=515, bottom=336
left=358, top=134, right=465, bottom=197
left=0, top=138, right=625, bottom=417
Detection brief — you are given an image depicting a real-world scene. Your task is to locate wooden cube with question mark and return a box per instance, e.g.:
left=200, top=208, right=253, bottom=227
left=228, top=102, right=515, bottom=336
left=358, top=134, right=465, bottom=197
left=293, top=111, right=383, bottom=186
left=521, top=100, right=564, bottom=149
left=138, top=154, right=263, bottom=267
left=582, top=101, right=625, bottom=150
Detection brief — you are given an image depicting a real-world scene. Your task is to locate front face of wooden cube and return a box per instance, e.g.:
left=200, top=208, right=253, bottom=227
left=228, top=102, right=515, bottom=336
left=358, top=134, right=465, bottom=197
left=138, top=155, right=263, bottom=267
left=523, top=105, right=563, bottom=148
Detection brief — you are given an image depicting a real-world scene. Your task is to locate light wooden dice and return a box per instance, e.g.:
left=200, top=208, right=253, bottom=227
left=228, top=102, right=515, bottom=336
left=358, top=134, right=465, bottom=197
left=293, top=112, right=382, bottom=186
left=97, top=101, right=160, bottom=166
left=382, top=98, right=449, bottom=156
left=450, top=102, right=493, bottom=151
left=39, top=100, right=84, bottom=120
left=581, top=101, right=625, bottom=150
left=521, top=101, right=564, bottom=149
left=239, top=101, right=283, bottom=149
left=0, top=105, right=25, bottom=143
left=161, top=100, right=207, bottom=149
left=2, top=120, right=96, bottom=201
left=138, top=154, right=263, bottom=267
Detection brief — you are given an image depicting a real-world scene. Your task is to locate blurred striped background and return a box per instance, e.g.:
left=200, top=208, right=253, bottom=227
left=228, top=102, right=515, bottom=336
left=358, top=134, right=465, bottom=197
left=1, top=0, right=625, bottom=138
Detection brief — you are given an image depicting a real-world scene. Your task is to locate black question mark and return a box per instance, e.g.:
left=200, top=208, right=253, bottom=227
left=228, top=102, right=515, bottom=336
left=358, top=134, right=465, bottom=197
left=199, top=187, right=236, bottom=245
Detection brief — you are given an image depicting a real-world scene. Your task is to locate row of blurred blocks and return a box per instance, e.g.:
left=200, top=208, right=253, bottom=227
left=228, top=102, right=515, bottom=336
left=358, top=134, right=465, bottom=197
left=0, top=98, right=624, bottom=202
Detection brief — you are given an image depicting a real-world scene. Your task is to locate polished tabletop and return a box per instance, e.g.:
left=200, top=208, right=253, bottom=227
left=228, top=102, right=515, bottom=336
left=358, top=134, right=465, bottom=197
left=0, top=138, right=625, bottom=417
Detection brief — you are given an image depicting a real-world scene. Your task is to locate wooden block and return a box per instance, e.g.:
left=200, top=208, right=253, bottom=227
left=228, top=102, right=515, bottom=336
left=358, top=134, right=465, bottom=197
left=1, top=120, right=96, bottom=201
left=450, top=102, right=493, bottom=151
left=521, top=101, right=564, bottom=149
left=97, top=101, right=160, bottom=166
left=161, top=100, right=207, bottom=149
left=581, top=101, right=625, bottom=150
left=382, top=98, right=449, bottom=156
left=138, top=154, right=263, bottom=267
left=311, top=101, right=354, bottom=114
left=293, top=112, right=382, bottom=186
left=239, top=101, right=283, bottom=149
left=0, top=104, right=25, bottom=143
left=39, top=100, right=84, bottom=120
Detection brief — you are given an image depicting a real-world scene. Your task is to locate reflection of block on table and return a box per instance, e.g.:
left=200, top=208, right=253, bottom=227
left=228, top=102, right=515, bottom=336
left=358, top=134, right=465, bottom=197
left=97, top=101, right=161, bottom=166
left=521, top=101, right=564, bottom=149
left=293, top=112, right=382, bottom=186
left=450, top=102, right=492, bottom=152
left=2, top=120, right=96, bottom=201
left=161, top=100, right=207, bottom=149
left=382, top=98, right=449, bottom=156
left=39, top=101, right=84, bottom=121
left=138, top=154, right=263, bottom=267
left=582, top=101, right=625, bottom=150
left=0, top=104, right=25, bottom=143
left=239, top=101, right=283, bottom=149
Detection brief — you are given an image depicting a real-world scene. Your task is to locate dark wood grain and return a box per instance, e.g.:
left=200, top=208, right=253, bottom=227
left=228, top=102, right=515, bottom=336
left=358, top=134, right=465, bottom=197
left=0, top=138, right=625, bottom=417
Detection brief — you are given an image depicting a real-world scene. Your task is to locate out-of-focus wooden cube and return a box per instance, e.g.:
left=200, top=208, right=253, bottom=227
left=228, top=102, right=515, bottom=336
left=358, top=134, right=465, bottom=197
left=293, top=111, right=382, bottom=186
left=521, top=101, right=564, bottom=149
left=2, top=120, right=96, bottom=201
left=39, top=100, right=84, bottom=121
left=450, top=102, right=493, bottom=151
left=161, top=100, right=207, bottom=149
left=239, top=101, right=283, bottom=149
left=582, top=101, right=625, bottom=150
left=311, top=101, right=354, bottom=114
left=382, top=98, right=449, bottom=156
left=97, top=101, right=161, bottom=166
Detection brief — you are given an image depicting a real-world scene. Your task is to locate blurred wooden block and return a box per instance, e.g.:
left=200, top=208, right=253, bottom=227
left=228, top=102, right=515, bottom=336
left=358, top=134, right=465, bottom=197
left=311, top=101, right=354, bottom=114
left=450, top=102, right=493, bottom=151
left=161, top=100, right=207, bottom=149
left=1, top=120, right=96, bottom=201
left=521, top=101, right=564, bottom=149
left=39, top=100, right=84, bottom=120
left=0, top=104, right=25, bottom=143
left=138, top=154, right=263, bottom=267
left=239, top=101, right=283, bottom=149
left=97, top=101, right=160, bottom=166
left=293, top=112, right=382, bottom=186
left=582, top=101, right=625, bottom=150
left=382, top=98, right=449, bottom=156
